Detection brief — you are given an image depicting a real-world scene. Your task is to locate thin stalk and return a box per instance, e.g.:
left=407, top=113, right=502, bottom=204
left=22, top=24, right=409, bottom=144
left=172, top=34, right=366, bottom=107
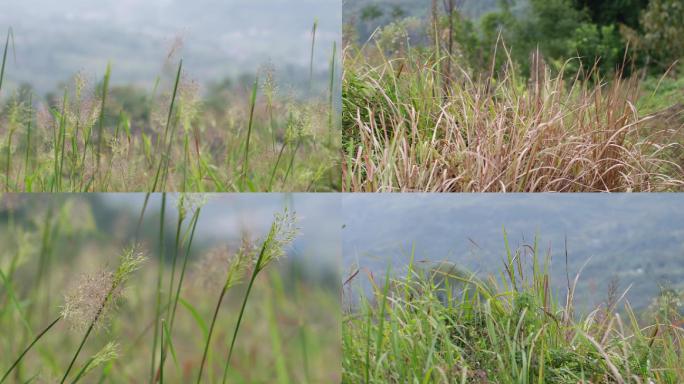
left=281, top=136, right=302, bottom=189
left=309, top=20, right=318, bottom=92
left=164, top=211, right=184, bottom=322
left=57, top=91, right=69, bottom=191
left=0, top=316, right=61, bottom=384
left=70, top=355, right=96, bottom=384
left=52, top=91, right=67, bottom=192
left=195, top=282, right=229, bottom=384
left=220, top=246, right=269, bottom=383
left=328, top=41, right=336, bottom=146
left=159, top=319, right=165, bottom=384
left=5, top=120, right=13, bottom=191
left=149, top=193, right=167, bottom=383
left=94, top=63, right=111, bottom=189
left=153, top=208, right=201, bottom=383
left=150, top=60, right=182, bottom=192
left=240, top=76, right=259, bottom=191
left=182, top=135, right=189, bottom=192
left=23, top=93, right=32, bottom=188
left=152, top=205, right=189, bottom=381
left=169, top=208, right=199, bottom=328
left=267, top=143, right=287, bottom=192
left=0, top=28, right=13, bottom=97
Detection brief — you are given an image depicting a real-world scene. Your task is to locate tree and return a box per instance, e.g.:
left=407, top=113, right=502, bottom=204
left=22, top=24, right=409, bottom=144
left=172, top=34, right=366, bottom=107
left=641, top=0, right=684, bottom=71
left=390, top=5, right=406, bottom=20
left=571, top=0, right=649, bottom=30
left=360, top=4, right=383, bottom=23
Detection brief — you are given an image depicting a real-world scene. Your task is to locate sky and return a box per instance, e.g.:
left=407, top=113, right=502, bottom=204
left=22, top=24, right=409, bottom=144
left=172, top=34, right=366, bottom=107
left=342, top=194, right=684, bottom=309
left=0, top=0, right=341, bottom=94
left=105, top=193, right=341, bottom=271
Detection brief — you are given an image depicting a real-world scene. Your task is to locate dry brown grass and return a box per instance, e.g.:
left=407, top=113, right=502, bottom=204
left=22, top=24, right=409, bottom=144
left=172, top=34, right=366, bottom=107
left=343, top=44, right=684, bottom=192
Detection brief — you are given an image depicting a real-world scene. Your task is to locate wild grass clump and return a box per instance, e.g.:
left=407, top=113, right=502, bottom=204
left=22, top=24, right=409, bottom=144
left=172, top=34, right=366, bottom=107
left=0, top=26, right=340, bottom=192
left=343, top=236, right=684, bottom=383
left=342, top=41, right=684, bottom=192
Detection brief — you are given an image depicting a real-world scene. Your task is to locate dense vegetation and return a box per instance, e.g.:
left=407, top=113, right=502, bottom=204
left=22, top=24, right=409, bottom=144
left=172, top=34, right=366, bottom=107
left=343, top=236, right=684, bottom=383
left=0, top=194, right=340, bottom=383
left=343, top=0, right=684, bottom=191
left=0, top=25, right=340, bottom=192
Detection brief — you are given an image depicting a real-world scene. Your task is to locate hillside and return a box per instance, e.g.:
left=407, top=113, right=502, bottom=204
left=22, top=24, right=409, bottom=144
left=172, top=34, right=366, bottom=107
left=343, top=0, right=501, bottom=23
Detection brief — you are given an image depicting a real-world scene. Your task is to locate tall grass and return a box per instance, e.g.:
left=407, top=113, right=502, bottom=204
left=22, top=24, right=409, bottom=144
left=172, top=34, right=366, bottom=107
left=342, top=41, right=684, bottom=192
left=0, top=195, right=339, bottom=383
left=343, top=236, right=684, bottom=383
left=0, top=24, right=340, bottom=192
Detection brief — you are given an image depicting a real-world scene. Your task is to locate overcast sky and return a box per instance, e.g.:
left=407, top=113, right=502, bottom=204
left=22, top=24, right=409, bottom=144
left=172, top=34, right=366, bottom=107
left=0, top=0, right=340, bottom=94
left=105, top=193, right=341, bottom=270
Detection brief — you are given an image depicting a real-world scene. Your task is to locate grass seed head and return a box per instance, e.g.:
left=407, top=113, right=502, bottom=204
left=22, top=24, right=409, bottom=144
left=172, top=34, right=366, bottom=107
left=175, top=193, right=208, bottom=219
left=257, top=209, right=299, bottom=271
left=61, top=269, right=120, bottom=331
left=84, top=341, right=119, bottom=375
left=61, top=246, right=145, bottom=331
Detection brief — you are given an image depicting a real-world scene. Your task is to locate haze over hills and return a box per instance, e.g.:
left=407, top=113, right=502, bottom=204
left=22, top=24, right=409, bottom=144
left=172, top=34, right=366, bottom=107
left=342, top=194, right=684, bottom=310
left=0, top=0, right=340, bottom=95
left=343, top=0, right=531, bottom=42
left=343, top=0, right=502, bottom=23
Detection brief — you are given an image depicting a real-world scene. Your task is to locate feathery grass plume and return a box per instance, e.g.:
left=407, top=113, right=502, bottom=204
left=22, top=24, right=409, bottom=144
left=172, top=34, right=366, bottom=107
left=174, top=193, right=207, bottom=221
left=70, top=342, right=119, bottom=384
left=193, top=245, right=251, bottom=292
left=255, top=209, right=298, bottom=271
left=60, top=246, right=145, bottom=384
left=196, top=210, right=299, bottom=384
left=195, top=242, right=254, bottom=384
left=221, top=209, right=299, bottom=383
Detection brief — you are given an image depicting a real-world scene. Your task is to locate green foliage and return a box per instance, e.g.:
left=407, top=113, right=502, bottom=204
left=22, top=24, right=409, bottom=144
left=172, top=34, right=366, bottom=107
left=360, top=5, right=383, bottom=23
left=641, top=0, right=684, bottom=72
left=346, top=0, right=684, bottom=79
left=568, top=23, right=624, bottom=75
left=572, top=0, right=649, bottom=29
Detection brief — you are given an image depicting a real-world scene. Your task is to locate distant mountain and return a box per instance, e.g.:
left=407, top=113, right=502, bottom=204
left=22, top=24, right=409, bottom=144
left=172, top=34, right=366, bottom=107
left=343, top=0, right=502, bottom=24
left=0, top=0, right=340, bottom=95
left=342, top=194, right=684, bottom=310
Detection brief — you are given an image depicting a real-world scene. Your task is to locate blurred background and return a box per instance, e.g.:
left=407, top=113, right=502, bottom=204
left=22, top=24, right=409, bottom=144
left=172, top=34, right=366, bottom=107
left=0, top=193, right=340, bottom=383
left=342, top=194, right=684, bottom=311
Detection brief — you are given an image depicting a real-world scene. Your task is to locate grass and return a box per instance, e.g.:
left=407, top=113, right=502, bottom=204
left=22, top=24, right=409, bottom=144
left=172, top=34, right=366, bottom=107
left=343, top=235, right=684, bottom=383
left=0, top=25, right=340, bottom=192
left=0, top=194, right=340, bottom=383
left=342, top=38, right=684, bottom=192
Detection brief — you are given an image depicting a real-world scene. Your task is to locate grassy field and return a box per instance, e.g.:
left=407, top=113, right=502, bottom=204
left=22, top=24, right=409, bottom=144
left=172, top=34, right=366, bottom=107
left=0, top=194, right=340, bottom=383
left=342, top=40, right=684, bottom=192
left=343, top=238, right=684, bottom=383
left=0, top=27, right=340, bottom=192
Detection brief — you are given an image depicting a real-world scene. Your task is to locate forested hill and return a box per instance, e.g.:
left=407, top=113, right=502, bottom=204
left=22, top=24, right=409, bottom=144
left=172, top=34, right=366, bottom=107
left=343, top=0, right=502, bottom=23
left=343, top=0, right=531, bottom=42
